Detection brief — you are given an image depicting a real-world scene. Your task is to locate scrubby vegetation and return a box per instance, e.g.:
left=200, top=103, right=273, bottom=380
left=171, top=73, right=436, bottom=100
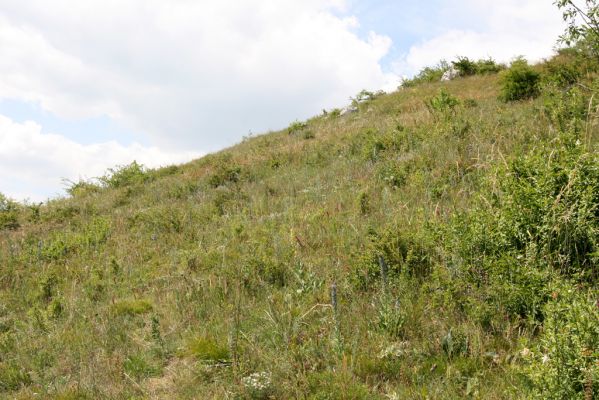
left=1, top=38, right=598, bottom=400
left=401, top=57, right=505, bottom=88
left=499, top=58, right=541, bottom=102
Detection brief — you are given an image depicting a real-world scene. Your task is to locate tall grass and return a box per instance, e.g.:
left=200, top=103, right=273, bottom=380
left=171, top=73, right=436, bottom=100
left=0, top=51, right=597, bottom=399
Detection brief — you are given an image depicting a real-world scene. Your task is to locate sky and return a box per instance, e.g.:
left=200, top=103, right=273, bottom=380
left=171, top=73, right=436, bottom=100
left=0, top=0, right=565, bottom=202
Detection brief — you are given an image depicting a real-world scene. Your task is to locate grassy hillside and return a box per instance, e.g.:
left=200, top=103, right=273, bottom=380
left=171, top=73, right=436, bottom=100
left=0, top=51, right=597, bottom=399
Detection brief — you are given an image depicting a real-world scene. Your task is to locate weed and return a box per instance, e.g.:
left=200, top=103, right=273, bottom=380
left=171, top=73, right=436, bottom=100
left=0, top=362, right=32, bottom=392
left=123, top=354, right=162, bottom=380
left=111, top=299, right=153, bottom=317
left=186, top=336, right=230, bottom=363
left=427, top=89, right=460, bottom=118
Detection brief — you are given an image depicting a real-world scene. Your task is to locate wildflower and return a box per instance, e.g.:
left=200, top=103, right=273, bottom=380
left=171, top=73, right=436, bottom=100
left=542, top=354, right=550, bottom=364
left=242, top=372, right=272, bottom=394
left=493, top=353, right=501, bottom=365
left=386, top=392, right=400, bottom=400
left=520, top=348, right=531, bottom=357
left=379, top=341, right=410, bottom=359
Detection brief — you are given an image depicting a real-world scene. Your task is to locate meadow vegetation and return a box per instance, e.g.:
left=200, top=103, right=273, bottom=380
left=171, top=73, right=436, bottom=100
left=0, top=45, right=598, bottom=398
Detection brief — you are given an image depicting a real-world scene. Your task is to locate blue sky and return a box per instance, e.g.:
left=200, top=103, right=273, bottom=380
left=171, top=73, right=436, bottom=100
left=0, top=0, right=564, bottom=202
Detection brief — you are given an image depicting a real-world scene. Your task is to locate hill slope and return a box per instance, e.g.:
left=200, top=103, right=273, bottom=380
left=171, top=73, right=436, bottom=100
left=0, top=53, right=598, bottom=399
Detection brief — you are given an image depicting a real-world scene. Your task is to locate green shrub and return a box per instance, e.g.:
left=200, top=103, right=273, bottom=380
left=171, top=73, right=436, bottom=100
left=427, top=89, right=460, bottom=118
left=377, top=160, right=409, bottom=188
left=542, top=50, right=584, bottom=87
left=328, top=108, right=342, bottom=118
left=351, top=89, right=384, bottom=105
left=0, top=362, right=32, bottom=391
left=287, top=120, right=308, bottom=135
left=499, top=58, right=541, bottom=102
left=542, top=84, right=592, bottom=133
left=150, top=164, right=180, bottom=179
left=246, top=255, right=288, bottom=287
left=352, top=228, right=432, bottom=290
left=208, top=163, right=243, bottom=188
left=474, top=58, right=505, bottom=74
left=523, top=283, right=598, bottom=399
left=0, top=193, right=19, bottom=231
left=401, top=60, right=449, bottom=87
left=100, top=161, right=151, bottom=188
left=496, top=133, right=598, bottom=278
left=357, top=191, right=370, bottom=215
left=452, top=57, right=478, bottom=76
left=64, top=179, right=101, bottom=197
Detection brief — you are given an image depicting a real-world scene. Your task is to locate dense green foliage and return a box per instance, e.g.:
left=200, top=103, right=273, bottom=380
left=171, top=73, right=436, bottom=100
left=499, top=58, right=541, bottom=101
left=0, top=49, right=597, bottom=399
left=0, top=194, right=19, bottom=231
left=556, top=0, right=599, bottom=56
left=402, top=57, right=505, bottom=88
left=452, top=57, right=505, bottom=77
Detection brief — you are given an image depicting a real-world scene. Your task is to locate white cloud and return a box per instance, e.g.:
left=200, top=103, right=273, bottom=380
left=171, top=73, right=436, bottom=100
left=394, top=0, right=565, bottom=77
left=0, top=114, right=200, bottom=202
left=0, top=0, right=571, bottom=200
left=0, top=0, right=396, bottom=151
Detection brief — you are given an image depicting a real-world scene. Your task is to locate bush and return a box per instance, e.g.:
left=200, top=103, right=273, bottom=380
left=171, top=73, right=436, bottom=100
left=426, top=89, right=460, bottom=119
left=351, top=89, right=384, bottom=105
left=496, top=133, right=598, bottom=278
left=474, top=58, right=505, bottom=74
left=64, top=179, right=101, bottom=197
left=523, top=283, right=598, bottom=399
left=99, top=161, right=151, bottom=188
left=208, top=164, right=243, bottom=188
left=0, top=193, right=19, bottom=230
left=352, top=228, right=433, bottom=290
left=401, top=60, right=450, bottom=88
left=499, top=58, right=541, bottom=102
left=287, top=120, right=308, bottom=135
left=542, top=50, right=584, bottom=87
left=0, top=362, right=32, bottom=391
left=452, top=57, right=477, bottom=76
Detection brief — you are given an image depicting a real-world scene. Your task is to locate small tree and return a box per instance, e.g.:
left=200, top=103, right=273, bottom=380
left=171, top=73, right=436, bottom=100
left=555, top=0, right=599, bottom=55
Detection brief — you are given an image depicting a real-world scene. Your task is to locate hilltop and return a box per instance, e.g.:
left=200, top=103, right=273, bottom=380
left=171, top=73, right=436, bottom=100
left=0, top=50, right=597, bottom=399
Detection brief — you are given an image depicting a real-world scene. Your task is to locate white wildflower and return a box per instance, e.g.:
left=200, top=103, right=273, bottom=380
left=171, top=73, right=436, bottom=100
left=242, top=371, right=272, bottom=394
left=520, top=348, right=531, bottom=357
left=386, top=392, right=400, bottom=400
left=378, top=341, right=410, bottom=359
left=542, top=354, right=550, bottom=364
